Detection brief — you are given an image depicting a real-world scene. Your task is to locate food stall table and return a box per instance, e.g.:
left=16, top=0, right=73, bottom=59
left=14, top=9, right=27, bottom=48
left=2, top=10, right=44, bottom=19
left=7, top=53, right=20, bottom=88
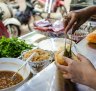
left=16, top=31, right=96, bottom=91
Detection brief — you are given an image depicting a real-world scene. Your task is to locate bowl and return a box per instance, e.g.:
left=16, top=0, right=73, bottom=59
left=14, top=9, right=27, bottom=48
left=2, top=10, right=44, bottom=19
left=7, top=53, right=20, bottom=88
left=21, top=48, right=53, bottom=74
left=0, top=58, right=31, bottom=91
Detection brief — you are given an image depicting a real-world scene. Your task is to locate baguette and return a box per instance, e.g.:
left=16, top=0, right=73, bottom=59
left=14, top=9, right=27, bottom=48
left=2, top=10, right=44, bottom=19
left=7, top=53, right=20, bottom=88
left=86, top=30, right=96, bottom=43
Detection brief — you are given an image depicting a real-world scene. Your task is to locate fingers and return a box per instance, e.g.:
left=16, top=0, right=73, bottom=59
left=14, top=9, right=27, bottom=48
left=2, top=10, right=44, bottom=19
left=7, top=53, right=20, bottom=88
left=64, top=19, right=68, bottom=31
left=63, top=57, right=73, bottom=65
left=64, top=17, right=70, bottom=31
left=72, top=21, right=84, bottom=33
left=56, top=57, right=73, bottom=72
left=71, top=22, right=81, bottom=33
left=64, top=15, right=76, bottom=33
left=63, top=73, right=71, bottom=79
left=56, top=63, right=68, bottom=72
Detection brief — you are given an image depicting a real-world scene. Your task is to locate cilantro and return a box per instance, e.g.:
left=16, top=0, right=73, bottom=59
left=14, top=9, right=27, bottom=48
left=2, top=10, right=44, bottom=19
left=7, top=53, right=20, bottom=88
left=0, top=37, right=33, bottom=57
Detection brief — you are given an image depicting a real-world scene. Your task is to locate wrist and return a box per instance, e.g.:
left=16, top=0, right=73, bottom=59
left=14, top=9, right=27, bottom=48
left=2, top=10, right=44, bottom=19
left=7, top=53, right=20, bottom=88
left=84, top=70, right=96, bottom=89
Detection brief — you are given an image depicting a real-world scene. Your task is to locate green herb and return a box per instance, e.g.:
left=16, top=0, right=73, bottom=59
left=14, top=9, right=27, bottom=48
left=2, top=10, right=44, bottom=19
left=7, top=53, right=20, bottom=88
left=0, top=37, right=34, bottom=58
left=64, top=45, right=72, bottom=58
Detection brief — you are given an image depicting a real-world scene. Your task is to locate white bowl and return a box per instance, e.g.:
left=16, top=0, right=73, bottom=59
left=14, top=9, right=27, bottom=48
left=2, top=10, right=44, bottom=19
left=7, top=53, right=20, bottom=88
left=0, top=58, right=31, bottom=91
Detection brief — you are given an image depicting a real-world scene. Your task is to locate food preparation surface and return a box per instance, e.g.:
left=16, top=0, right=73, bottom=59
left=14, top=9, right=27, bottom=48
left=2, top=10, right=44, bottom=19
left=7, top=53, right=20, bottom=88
left=76, top=39, right=96, bottom=67
left=16, top=38, right=96, bottom=91
left=19, top=31, right=46, bottom=45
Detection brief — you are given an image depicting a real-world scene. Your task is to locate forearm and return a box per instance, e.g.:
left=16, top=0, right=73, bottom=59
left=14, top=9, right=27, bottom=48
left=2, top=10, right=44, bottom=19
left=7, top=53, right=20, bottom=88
left=84, top=6, right=96, bottom=16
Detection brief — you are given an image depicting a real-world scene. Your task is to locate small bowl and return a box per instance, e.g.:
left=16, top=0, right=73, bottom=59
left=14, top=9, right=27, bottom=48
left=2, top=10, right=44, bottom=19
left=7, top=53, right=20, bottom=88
left=0, top=58, right=31, bottom=91
left=21, top=48, right=53, bottom=74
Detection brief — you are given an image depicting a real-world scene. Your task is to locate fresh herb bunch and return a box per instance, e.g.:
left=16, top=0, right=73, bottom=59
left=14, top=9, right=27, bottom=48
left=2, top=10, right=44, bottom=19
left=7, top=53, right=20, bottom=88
left=0, top=37, right=33, bottom=57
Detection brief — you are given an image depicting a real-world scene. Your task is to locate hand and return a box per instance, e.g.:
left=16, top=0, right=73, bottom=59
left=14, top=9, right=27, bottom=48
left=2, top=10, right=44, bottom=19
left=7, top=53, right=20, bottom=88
left=64, top=8, right=92, bottom=33
left=56, top=54, right=96, bottom=87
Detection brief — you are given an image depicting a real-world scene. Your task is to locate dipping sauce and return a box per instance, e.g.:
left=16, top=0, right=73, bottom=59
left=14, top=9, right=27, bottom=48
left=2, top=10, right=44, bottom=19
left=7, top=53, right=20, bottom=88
left=0, top=71, right=23, bottom=89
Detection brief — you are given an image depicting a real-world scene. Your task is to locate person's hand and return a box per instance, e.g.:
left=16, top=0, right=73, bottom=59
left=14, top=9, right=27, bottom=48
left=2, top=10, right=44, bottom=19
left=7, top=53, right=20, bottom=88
left=56, top=54, right=96, bottom=86
left=64, top=8, right=92, bottom=33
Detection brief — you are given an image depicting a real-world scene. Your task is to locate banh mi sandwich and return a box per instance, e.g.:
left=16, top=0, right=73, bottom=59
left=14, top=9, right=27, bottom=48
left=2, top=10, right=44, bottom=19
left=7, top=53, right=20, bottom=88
left=55, top=44, right=79, bottom=65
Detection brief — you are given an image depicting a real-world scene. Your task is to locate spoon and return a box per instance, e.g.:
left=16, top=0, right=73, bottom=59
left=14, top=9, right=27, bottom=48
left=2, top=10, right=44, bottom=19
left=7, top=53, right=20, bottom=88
left=11, top=52, right=36, bottom=80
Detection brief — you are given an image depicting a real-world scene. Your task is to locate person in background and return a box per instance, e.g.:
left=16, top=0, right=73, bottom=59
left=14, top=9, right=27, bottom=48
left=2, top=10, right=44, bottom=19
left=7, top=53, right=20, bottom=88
left=56, top=6, right=96, bottom=90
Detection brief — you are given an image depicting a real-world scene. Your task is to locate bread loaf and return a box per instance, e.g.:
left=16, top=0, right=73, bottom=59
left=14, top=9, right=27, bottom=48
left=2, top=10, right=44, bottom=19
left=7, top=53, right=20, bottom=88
left=86, top=30, right=96, bottom=43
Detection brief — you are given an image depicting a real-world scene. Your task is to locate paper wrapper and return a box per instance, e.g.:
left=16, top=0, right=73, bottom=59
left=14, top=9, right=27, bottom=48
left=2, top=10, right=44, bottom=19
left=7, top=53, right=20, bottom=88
left=56, top=69, right=77, bottom=91
left=49, top=67, right=65, bottom=91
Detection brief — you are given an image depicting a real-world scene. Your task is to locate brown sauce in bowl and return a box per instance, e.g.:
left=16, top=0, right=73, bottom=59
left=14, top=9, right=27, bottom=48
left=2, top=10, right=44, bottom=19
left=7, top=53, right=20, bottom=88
left=0, top=71, right=23, bottom=90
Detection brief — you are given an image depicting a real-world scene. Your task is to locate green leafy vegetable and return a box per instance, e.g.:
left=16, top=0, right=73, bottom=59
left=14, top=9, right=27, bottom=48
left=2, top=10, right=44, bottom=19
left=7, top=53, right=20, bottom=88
left=0, top=37, right=33, bottom=58
left=64, top=45, right=72, bottom=58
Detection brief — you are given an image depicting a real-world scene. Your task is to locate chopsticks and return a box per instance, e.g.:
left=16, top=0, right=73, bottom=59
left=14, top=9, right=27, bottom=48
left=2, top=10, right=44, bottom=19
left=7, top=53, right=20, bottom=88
left=63, top=7, right=69, bottom=57
left=69, top=31, right=73, bottom=58
left=62, top=7, right=73, bottom=58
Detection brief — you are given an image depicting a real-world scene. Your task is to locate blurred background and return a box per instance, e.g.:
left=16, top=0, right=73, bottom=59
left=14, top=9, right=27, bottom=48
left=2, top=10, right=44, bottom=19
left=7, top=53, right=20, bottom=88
left=0, top=0, right=96, bottom=37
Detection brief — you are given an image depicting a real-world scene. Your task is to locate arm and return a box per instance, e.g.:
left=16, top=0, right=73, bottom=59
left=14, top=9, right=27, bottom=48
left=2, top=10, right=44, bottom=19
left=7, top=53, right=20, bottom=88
left=64, top=6, right=96, bottom=33
left=85, top=6, right=96, bottom=15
